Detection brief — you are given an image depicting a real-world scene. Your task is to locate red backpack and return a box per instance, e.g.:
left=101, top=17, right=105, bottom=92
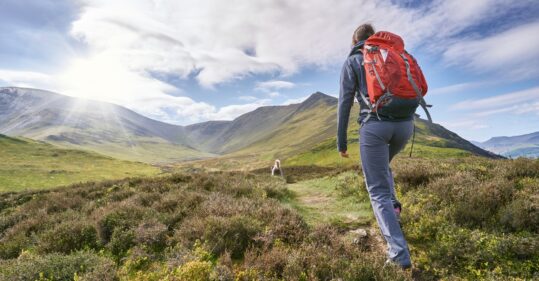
left=359, top=31, right=432, bottom=122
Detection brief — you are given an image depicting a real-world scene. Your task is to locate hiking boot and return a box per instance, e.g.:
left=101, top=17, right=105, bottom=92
left=394, top=206, right=401, bottom=222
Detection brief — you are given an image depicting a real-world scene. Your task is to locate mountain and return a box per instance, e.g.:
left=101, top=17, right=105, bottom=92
left=0, top=87, right=213, bottom=163
left=475, top=131, right=539, bottom=158
left=1, top=87, right=498, bottom=165
left=184, top=92, right=338, bottom=156
left=0, top=134, right=158, bottom=191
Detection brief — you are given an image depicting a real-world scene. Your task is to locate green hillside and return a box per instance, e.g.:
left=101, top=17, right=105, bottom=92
left=0, top=134, right=160, bottom=192
left=232, top=93, right=342, bottom=159
left=286, top=117, right=497, bottom=167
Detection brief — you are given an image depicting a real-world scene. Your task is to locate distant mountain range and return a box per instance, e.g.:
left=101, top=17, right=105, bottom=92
left=474, top=132, right=539, bottom=158
left=0, top=87, right=499, bottom=163
left=0, top=87, right=211, bottom=163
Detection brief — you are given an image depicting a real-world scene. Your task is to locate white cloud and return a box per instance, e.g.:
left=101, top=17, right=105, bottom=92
left=4, top=0, right=537, bottom=126
left=268, top=92, right=281, bottom=98
left=472, top=102, right=539, bottom=117
left=443, top=20, right=539, bottom=79
left=213, top=99, right=271, bottom=120
left=441, top=120, right=489, bottom=130
left=256, top=80, right=295, bottom=92
left=452, top=86, right=539, bottom=111
left=0, top=70, right=56, bottom=90
left=128, top=96, right=272, bottom=124
left=283, top=96, right=309, bottom=105
left=71, top=0, right=526, bottom=90
left=238, top=95, right=258, bottom=101
left=429, top=81, right=493, bottom=95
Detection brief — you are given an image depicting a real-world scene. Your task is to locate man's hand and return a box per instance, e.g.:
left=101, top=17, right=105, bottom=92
left=339, top=151, right=349, bottom=158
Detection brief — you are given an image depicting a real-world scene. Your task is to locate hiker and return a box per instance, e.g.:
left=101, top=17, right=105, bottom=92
left=271, top=159, right=283, bottom=177
left=337, top=24, right=430, bottom=269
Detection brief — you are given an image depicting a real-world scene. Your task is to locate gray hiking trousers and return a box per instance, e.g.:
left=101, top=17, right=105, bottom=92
left=360, top=119, right=414, bottom=267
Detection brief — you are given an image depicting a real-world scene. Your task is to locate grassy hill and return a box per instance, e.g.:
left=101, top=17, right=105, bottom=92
left=286, top=116, right=500, bottom=167
left=0, top=157, right=537, bottom=280
left=0, top=134, right=160, bottom=192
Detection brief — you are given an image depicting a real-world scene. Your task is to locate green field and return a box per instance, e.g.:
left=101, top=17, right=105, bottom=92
left=0, top=135, right=160, bottom=192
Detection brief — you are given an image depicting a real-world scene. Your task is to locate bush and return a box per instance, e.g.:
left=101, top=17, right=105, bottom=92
left=97, top=205, right=147, bottom=244
left=174, top=260, right=213, bottom=280
left=37, top=221, right=98, bottom=254
left=499, top=196, right=539, bottom=232
left=134, top=220, right=168, bottom=252
left=451, top=178, right=513, bottom=228
left=393, top=159, right=450, bottom=192
left=333, top=171, right=368, bottom=202
left=201, top=215, right=262, bottom=259
left=0, top=251, right=114, bottom=281
left=0, top=233, right=31, bottom=259
left=78, top=258, right=118, bottom=281
left=108, top=228, right=135, bottom=262
left=504, top=158, right=539, bottom=179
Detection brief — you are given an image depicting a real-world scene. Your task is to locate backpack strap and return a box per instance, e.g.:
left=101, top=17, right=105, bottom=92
left=400, top=53, right=433, bottom=123
left=348, top=47, right=378, bottom=125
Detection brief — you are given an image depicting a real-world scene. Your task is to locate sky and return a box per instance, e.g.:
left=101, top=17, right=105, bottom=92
left=0, top=0, right=538, bottom=142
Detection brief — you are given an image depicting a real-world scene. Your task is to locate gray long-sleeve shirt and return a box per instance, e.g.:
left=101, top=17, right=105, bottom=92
left=337, top=42, right=368, bottom=152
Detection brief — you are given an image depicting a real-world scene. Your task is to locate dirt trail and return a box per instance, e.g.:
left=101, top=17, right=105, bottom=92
left=285, top=180, right=371, bottom=227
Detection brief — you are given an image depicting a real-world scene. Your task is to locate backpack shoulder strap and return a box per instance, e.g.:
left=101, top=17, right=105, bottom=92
left=347, top=47, right=376, bottom=124
left=400, top=53, right=433, bottom=123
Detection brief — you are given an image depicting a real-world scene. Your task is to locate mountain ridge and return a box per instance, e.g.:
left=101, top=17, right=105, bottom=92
left=1, top=87, right=500, bottom=162
left=475, top=131, right=539, bottom=158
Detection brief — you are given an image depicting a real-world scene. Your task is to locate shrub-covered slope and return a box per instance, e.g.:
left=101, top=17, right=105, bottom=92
left=0, top=172, right=409, bottom=281
left=1, top=157, right=538, bottom=280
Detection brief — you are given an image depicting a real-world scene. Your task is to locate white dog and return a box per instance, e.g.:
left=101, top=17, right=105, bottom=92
left=271, top=159, right=283, bottom=177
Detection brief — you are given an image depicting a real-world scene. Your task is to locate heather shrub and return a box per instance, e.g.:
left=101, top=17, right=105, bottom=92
left=106, top=188, right=135, bottom=202
left=78, top=259, right=118, bottom=281
left=262, top=207, right=308, bottom=244
left=0, top=251, right=113, bottom=281
left=451, top=178, right=513, bottom=228
left=393, top=159, right=450, bottom=192
left=178, top=214, right=263, bottom=259
left=504, top=158, right=539, bottom=179
left=0, top=232, right=31, bottom=259
left=0, top=212, right=26, bottom=234
left=119, top=246, right=155, bottom=274
left=174, top=260, right=213, bottom=280
left=134, top=220, right=168, bottom=252
left=96, top=205, right=148, bottom=244
left=22, top=192, right=84, bottom=214
left=108, top=228, right=135, bottom=261
left=499, top=194, right=539, bottom=232
left=36, top=221, right=98, bottom=254
left=400, top=158, right=539, bottom=279
left=133, top=192, right=162, bottom=207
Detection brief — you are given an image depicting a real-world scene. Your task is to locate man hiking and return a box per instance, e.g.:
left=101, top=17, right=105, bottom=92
left=337, top=23, right=430, bottom=269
